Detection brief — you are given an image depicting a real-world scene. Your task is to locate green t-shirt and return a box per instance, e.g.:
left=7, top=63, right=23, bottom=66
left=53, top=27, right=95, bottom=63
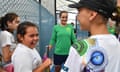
left=49, top=24, right=77, bottom=55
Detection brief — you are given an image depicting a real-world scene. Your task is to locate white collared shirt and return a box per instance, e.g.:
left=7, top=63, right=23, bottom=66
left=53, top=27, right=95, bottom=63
left=0, top=30, right=16, bottom=64
left=0, top=30, right=16, bottom=55
left=62, top=34, right=120, bottom=72
left=12, top=43, right=42, bottom=72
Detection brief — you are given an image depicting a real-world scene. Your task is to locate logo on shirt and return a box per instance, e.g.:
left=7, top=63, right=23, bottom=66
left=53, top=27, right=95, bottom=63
left=84, top=39, right=108, bottom=72
left=61, top=65, right=69, bottom=72
left=66, top=27, right=71, bottom=32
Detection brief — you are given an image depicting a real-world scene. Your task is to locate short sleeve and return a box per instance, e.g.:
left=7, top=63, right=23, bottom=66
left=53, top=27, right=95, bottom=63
left=61, top=46, right=82, bottom=72
left=0, top=31, right=16, bottom=51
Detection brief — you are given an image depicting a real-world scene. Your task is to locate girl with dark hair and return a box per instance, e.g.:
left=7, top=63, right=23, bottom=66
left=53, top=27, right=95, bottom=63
left=12, top=21, right=52, bottom=72
left=0, top=12, right=20, bottom=72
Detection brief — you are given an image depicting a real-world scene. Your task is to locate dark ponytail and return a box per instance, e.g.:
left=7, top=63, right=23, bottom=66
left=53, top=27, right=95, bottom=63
left=111, top=6, right=120, bottom=25
left=0, top=16, right=7, bottom=30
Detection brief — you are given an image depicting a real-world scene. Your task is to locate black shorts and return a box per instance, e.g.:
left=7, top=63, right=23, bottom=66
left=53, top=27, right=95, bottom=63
left=54, top=54, right=68, bottom=65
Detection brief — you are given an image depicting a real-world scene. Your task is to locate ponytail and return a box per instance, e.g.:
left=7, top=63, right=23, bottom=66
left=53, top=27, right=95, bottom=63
left=111, top=6, right=120, bottom=25
left=0, top=16, right=8, bottom=30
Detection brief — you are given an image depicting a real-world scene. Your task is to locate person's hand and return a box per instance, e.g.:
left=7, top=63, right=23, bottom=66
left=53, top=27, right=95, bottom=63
left=33, top=58, right=52, bottom=72
left=43, top=58, right=52, bottom=67
left=48, top=45, right=52, bottom=51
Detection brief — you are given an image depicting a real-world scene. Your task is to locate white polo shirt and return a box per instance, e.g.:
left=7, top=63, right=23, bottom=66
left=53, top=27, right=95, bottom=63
left=0, top=30, right=16, bottom=64
left=12, top=43, right=42, bottom=72
left=61, top=34, right=120, bottom=72
left=91, top=34, right=120, bottom=72
left=0, top=31, right=16, bottom=54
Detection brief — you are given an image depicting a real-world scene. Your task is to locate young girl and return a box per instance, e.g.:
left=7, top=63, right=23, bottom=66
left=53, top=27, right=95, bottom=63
left=12, top=21, right=52, bottom=72
left=61, top=0, right=120, bottom=72
left=0, top=13, right=20, bottom=72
